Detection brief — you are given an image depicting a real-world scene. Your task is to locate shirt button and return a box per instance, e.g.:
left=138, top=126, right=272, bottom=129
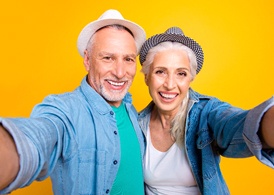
left=113, top=160, right=118, bottom=165
left=110, top=111, right=114, bottom=115
left=106, top=189, right=109, bottom=194
left=114, top=131, right=117, bottom=135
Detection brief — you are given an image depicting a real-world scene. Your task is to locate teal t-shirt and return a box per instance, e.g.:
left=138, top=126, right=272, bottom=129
left=110, top=103, right=144, bottom=195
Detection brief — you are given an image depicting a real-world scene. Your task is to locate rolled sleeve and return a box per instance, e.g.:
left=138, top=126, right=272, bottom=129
left=243, top=96, right=274, bottom=168
left=0, top=118, right=39, bottom=194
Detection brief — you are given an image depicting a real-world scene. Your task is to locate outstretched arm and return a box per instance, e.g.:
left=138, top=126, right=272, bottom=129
left=0, top=125, right=20, bottom=190
left=259, top=106, right=274, bottom=149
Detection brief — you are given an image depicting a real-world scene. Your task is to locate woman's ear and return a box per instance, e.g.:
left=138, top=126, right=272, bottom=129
left=144, top=74, right=149, bottom=86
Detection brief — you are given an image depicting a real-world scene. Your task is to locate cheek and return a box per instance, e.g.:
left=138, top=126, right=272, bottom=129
left=178, top=81, right=191, bottom=91
left=152, top=77, right=165, bottom=87
left=128, top=65, right=137, bottom=77
left=148, top=79, right=162, bottom=93
left=94, top=64, right=110, bottom=75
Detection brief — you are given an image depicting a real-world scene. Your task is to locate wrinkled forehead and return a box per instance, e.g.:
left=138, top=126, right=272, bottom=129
left=90, top=27, right=137, bottom=55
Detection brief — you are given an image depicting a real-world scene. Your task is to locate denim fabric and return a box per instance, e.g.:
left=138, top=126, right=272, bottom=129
left=0, top=76, right=145, bottom=195
left=138, top=88, right=274, bottom=195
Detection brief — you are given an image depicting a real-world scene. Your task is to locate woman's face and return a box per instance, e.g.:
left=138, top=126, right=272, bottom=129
left=145, top=49, right=192, bottom=114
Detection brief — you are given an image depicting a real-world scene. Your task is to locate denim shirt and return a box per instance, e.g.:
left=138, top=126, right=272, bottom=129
left=0, top=76, right=145, bottom=195
left=138, top=88, right=274, bottom=195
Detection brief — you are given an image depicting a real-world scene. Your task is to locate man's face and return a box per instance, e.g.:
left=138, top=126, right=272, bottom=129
left=84, top=27, right=137, bottom=107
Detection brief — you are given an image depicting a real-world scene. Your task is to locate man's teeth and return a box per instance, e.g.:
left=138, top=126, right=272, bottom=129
left=108, top=80, right=125, bottom=86
left=160, top=93, right=177, bottom=99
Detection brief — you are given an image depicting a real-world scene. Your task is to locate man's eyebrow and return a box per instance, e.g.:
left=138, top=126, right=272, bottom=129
left=96, top=51, right=137, bottom=59
left=125, top=53, right=137, bottom=58
left=98, top=51, right=112, bottom=56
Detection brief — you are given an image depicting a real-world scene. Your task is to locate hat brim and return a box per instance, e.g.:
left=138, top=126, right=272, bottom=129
left=77, top=18, right=146, bottom=57
left=139, top=33, right=204, bottom=74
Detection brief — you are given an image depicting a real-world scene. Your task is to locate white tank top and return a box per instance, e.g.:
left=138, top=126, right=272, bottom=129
left=144, top=127, right=200, bottom=195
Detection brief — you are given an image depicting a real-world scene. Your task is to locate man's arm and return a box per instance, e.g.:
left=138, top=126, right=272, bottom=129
left=259, top=106, right=274, bottom=148
left=0, top=125, right=20, bottom=190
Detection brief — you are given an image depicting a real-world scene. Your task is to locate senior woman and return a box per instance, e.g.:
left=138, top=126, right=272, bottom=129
left=138, top=27, right=274, bottom=195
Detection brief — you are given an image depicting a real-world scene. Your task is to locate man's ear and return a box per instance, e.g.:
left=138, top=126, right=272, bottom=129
left=83, top=50, right=90, bottom=71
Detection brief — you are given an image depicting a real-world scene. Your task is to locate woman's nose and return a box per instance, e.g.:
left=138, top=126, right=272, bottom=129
left=164, top=75, right=175, bottom=89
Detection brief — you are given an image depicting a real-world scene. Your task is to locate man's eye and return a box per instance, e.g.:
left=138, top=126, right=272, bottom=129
left=126, top=57, right=135, bottom=62
left=103, top=56, right=111, bottom=60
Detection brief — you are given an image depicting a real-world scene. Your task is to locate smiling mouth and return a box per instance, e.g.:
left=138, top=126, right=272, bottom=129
left=107, top=80, right=126, bottom=88
left=159, top=92, right=178, bottom=99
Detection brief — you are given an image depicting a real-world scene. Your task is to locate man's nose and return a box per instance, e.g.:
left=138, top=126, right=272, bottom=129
left=113, top=59, right=126, bottom=79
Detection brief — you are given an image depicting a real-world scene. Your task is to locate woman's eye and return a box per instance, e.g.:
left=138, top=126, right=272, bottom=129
left=178, top=72, right=187, bottom=76
left=155, top=70, right=164, bottom=74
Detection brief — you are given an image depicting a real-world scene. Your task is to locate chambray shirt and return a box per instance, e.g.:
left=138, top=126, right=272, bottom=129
left=138, top=88, right=274, bottom=195
left=0, top=76, right=145, bottom=195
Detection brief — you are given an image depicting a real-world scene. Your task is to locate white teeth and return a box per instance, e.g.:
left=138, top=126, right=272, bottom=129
left=160, top=92, right=177, bottom=99
left=108, top=80, right=125, bottom=86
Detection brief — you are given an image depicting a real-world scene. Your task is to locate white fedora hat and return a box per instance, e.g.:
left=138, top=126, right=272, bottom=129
left=77, top=9, right=146, bottom=57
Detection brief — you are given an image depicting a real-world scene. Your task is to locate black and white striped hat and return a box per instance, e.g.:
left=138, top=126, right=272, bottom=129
left=139, top=27, right=204, bottom=74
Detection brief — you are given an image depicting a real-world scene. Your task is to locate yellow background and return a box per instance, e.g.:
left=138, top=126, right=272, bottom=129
left=0, top=0, right=274, bottom=194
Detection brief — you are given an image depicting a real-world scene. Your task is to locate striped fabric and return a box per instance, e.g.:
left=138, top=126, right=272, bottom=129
left=139, top=27, right=204, bottom=74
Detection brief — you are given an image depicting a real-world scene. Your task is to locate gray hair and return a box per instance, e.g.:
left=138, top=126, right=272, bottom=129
left=86, top=24, right=136, bottom=54
left=141, top=41, right=197, bottom=80
left=141, top=41, right=198, bottom=145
